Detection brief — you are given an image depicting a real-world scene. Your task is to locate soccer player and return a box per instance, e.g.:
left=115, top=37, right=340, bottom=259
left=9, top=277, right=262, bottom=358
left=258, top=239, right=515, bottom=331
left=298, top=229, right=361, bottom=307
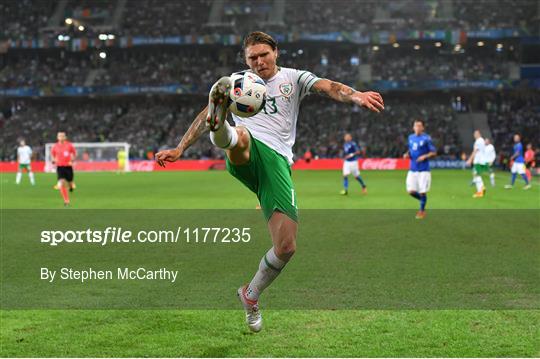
left=51, top=132, right=76, bottom=205
left=484, top=138, right=496, bottom=187
left=117, top=148, right=127, bottom=174
left=16, top=139, right=35, bottom=185
left=403, top=119, right=436, bottom=219
left=340, top=133, right=367, bottom=195
left=524, top=143, right=535, bottom=181
left=155, top=31, right=384, bottom=332
left=504, top=134, right=531, bottom=190
left=466, top=130, right=488, bottom=198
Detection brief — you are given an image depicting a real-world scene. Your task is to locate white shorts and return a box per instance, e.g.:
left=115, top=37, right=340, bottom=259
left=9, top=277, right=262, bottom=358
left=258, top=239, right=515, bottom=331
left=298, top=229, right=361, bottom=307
left=343, top=160, right=360, bottom=177
left=511, top=162, right=526, bottom=175
left=406, top=171, right=431, bottom=193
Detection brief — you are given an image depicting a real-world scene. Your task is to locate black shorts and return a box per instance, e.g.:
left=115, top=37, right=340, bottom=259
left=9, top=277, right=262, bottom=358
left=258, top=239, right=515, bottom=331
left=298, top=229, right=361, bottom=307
left=57, top=166, right=74, bottom=182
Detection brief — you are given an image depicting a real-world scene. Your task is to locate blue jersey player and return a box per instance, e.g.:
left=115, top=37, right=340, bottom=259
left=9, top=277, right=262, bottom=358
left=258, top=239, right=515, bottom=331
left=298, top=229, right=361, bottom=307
left=404, top=120, right=437, bottom=219
left=505, top=134, right=531, bottom=190
left=340, top=133, right=367, bottom=195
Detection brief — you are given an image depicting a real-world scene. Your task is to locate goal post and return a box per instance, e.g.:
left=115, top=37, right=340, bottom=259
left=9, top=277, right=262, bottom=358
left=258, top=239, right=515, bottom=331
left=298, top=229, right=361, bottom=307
left=45, top=142, right=130, bottom=172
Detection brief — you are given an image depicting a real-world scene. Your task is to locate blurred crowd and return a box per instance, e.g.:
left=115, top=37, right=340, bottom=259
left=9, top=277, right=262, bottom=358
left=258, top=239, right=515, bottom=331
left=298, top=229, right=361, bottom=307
left=0, top=50, right=220, bottom=90
left=0, top=45, right=519, bottom=89
left=1, top=0, right=537, bottom=40
left=485, top=94, right=540, bottom=155
left=0, top=97, right=215, bottom=161
left=3, top=94, right=538, bottom=163
left=1, top=53, right=89, bottom=88
left=0, top=0, right=55, bottom=40
left=119, top=0, right=213, bottom=37
left=369, top=48, right=515, bottom=81
left=92, top=51, right=218, bottom=87
left=0, top=0, right=538, bottom=165
left=295, top=97, right=461, bottom=160
left=286, top=0, right=538, bottom=33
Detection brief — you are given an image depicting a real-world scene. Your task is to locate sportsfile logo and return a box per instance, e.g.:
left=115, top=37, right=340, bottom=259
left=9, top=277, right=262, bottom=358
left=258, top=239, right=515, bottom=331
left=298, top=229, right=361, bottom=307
left=40, top=227, right=252, bottom=246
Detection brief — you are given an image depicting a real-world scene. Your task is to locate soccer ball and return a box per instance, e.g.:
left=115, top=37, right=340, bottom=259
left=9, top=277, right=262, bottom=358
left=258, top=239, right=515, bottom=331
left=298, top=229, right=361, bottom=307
left=228, top=72, right=267, bottom=117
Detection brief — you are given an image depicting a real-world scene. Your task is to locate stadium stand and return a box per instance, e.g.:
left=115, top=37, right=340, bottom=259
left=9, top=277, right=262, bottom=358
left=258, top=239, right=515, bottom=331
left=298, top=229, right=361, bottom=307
left=0, top=0, right=539, bottom=166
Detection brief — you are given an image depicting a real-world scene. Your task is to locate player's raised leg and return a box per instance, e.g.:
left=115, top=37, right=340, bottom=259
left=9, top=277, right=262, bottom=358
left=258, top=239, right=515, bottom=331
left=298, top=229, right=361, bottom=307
left=204, top=77, right=272, bottom=331
left=207, top=76, right=233, bottom=132
left=205, top=77, right=252, bottom=163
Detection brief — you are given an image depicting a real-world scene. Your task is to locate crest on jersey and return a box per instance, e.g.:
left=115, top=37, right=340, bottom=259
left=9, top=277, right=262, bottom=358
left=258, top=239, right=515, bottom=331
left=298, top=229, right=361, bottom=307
left=279, top=83, right=293, bottom=97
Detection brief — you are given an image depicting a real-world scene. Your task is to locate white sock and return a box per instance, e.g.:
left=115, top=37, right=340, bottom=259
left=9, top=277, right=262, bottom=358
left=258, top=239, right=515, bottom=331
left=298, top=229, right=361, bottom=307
left=474, top=176, right=484, bottom=192
left=246, top=247, right=287, bottom=301
left=490, top=172, right=495, bottom=186
left=209, top=121, right=238, bottom=149
left=15, top=172, right=22, bottom=184
left=29, top=172, right=35, bottom=185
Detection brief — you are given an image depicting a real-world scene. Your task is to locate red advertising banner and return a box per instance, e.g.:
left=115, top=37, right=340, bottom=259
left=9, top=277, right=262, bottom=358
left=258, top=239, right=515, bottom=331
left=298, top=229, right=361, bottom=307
left=0, top=159, right=410, bottom=172
left=292, top=158, right=410, bottom=170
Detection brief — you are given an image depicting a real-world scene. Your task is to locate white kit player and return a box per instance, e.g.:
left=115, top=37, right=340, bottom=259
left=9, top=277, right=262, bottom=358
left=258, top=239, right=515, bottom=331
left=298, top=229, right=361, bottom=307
left=484, top=138, right=496, bottom=186
left=16, top=140, right=35, bottom=185
left=466, top=130, right=488, bottom=198
left=155, top=31, right=384, bottom=332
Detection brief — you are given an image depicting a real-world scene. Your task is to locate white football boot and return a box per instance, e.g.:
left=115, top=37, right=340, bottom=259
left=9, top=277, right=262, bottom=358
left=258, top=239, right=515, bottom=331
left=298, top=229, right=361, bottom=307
left=237, top=285, right=262, bottom=332
left=206, top=76, right=231, bottom=131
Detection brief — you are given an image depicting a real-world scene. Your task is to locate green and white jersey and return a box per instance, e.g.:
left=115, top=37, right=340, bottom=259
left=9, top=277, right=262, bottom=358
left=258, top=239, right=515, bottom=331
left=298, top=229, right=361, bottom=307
left=17, top=145, right=32, bottom=164
left=484, top=143, right=496, bottom=164
left=473, top=137, right=486, bottom=164
left=231, top=67, right=320, bottom=164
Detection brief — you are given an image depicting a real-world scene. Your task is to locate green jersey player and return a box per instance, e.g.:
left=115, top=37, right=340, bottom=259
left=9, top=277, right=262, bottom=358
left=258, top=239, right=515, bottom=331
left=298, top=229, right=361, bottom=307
left=155, top=31, right=384, bottom=332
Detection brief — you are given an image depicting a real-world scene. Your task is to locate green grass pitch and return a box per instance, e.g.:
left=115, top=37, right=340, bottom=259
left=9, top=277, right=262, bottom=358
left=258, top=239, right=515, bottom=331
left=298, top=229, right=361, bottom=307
left=1, top=169, right=539, bottom=357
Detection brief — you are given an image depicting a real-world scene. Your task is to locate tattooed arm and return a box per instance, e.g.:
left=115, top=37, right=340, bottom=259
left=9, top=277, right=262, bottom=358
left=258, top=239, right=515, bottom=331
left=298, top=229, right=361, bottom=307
left=311, top=79, right=384, bottom=113
left=155, top=106, right=209, bottom=167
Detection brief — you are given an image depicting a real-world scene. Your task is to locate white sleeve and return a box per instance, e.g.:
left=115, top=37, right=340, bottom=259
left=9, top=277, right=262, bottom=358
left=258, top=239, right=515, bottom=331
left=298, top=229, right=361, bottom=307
left=296, top=70, right=320, bottom=101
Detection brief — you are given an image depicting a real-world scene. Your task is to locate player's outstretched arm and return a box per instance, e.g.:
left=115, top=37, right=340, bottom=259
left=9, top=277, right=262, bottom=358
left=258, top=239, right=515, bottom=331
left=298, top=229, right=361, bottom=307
left=155, top=106, right=209, bottom=167
left=312, top=79, right=384, bottom=113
